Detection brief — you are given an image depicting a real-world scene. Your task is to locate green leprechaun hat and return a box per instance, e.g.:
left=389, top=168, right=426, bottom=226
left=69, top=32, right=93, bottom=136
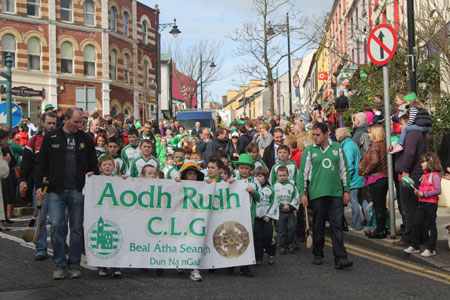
left=234, top=153, right=255, bottom=170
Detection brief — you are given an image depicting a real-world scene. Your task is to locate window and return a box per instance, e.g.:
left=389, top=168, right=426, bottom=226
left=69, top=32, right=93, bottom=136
left=123, top=54, right=130, bottom=84
left=110, top=49, right=117, bottom=80
left=1, top=34, right=16, bottom=67
left=111, top=105, right=118, bottom=117
left=83, top=0, right=95, bottom=26
left=27, top=0, right=39, bottom=17
left=28, top=37, right=41, bottom=70
left=2, top=0, right=15, bottom=13
left=60, top=0, right=72, bottom=22
left=143, top=61, right=149, bottom=88
left=84, top=45, right=95, bottom=76
left=110, top=7, right=117, bottom=31
left=76, top=87, right=96, bottom=111
left=142, top=21, right=147, bottom=44
left=122, top=12, right=129, bottom=36
left=61, top=42, right=73, bottom=73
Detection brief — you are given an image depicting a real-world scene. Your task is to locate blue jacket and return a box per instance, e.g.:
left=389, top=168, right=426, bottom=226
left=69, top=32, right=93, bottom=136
left=340, top=137, right=365, bottom=189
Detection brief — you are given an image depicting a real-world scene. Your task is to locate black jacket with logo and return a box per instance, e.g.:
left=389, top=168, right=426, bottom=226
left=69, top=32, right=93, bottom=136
left=35, top=128, right=99, bottom=192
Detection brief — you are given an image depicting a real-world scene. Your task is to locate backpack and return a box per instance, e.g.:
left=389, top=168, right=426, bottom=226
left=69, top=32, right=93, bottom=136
left=414, top=109, right=432, bottom=127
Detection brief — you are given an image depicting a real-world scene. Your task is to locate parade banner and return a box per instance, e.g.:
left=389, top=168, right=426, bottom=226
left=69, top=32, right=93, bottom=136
left=84, top=176, right=255, bottom=269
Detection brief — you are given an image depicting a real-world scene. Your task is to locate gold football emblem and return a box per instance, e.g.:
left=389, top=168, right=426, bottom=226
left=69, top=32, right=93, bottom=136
left=213, top=221, right=250, bottom=258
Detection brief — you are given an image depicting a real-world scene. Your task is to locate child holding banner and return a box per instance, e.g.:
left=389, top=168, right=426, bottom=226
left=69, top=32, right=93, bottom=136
left=205, top=157, right=224, bottom=183
left=176, top=161, right=205, bottom=281
left=228, top=153, right=261, bottom=277
left=97, top=155, right=124, bottom=278
left=254, top=166, right=277, bottom=266
left=130, top=140, right=158, bottom=178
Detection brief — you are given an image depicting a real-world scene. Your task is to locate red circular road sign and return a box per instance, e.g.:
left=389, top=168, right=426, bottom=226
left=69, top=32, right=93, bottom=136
left=293, top=73, right=300, bottom=88
left=367, top=24, right=398, bottom=66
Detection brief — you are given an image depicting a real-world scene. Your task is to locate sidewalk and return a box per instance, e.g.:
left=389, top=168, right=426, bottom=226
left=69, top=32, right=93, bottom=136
left=343, top=205, right=450, bottom=273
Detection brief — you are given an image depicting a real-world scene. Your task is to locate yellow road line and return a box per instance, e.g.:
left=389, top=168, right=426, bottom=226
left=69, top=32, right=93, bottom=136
left=324, top=239, right=450, bottom=285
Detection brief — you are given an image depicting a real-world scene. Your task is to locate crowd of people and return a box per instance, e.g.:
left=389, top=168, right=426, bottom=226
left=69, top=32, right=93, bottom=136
left=0, top=91, right=449, bottom=282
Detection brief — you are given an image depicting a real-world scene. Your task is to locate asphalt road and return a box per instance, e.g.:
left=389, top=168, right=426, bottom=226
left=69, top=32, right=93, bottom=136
left=1, top=216, right=449, bottom=300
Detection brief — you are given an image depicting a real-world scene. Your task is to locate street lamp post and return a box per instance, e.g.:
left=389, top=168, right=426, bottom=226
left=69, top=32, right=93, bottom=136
left=199, top=53, right=216, bottom=109
left=0, top=53, right=13, bottom=127
left=154, top=4, right=180, bottom=123
left=267, top=13, right=293, bottom=116
left=406, top=0, right=417, bottom=93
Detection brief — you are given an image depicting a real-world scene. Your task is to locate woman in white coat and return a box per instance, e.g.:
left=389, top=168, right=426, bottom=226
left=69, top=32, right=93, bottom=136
left=0, top=124, right=11, bottom=231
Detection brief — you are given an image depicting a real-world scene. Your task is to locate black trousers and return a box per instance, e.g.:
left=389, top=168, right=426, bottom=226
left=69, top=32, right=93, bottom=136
left=368, top=177, right=388, bottom=230
left=311, top=196, right=348, bottom=261
left=254, top=218, right=276, bottom=261
left=411, top=202, right=437, bottom=251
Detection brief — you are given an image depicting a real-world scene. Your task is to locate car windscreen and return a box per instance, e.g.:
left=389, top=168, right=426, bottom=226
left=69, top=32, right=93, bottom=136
left=178, top=119, right=212, bottom=131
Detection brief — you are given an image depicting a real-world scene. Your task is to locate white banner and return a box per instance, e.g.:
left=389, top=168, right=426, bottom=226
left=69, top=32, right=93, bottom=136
left=84, top=176, right=255, bottom=269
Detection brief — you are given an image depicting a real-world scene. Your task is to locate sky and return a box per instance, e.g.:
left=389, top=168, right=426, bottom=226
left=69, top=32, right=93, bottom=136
left=142, top=0, right=334, bottom=104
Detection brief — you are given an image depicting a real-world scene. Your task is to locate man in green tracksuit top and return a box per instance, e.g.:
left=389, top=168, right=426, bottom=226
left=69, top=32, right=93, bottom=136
left=296, top=122, right=353, bottom=269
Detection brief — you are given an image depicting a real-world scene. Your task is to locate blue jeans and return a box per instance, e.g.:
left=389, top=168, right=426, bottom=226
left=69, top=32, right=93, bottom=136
left=349, top=188, right=371, bottom=229
left=277, top=211, right=296, bottom=249
left=398, top=125, right=429, bottom=145
left=48, top=190, right=84, bottom=269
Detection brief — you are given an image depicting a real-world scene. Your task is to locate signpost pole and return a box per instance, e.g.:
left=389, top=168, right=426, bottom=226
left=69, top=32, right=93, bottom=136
left=382, top=65, right=396, bottom=239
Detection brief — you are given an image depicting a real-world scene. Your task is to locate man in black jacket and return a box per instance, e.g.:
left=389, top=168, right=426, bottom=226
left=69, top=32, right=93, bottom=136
left=35, top=107, right=99, bottom=279
left=196, top=127, right=229, bottom=162
left=19, top=112, right=57, bottom=261
left=393, top=128, right=429, bottom=248
left=237, top=125, right=251, bottom=154
left=262, top=128, right=284, bottom=171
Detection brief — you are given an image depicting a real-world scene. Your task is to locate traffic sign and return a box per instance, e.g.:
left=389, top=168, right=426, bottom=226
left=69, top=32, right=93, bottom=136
left=0, top=102, right=22, bottom=128
left=293, top=73, right=300, bottom=88
left=318, top=72, right=328, bottom=80
left=367, top=24, right=398, bottom=66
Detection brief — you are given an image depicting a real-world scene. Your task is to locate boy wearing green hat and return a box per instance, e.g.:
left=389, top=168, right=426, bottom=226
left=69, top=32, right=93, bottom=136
left=228, top=153, right=260, bottom=277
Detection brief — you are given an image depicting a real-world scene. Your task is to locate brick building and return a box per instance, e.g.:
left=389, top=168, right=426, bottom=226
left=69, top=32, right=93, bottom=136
left=0, top=0, right=158, bottom=123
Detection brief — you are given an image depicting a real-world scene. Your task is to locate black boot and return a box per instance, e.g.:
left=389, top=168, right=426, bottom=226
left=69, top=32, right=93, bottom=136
left=368, top=214, right=387, bottom=239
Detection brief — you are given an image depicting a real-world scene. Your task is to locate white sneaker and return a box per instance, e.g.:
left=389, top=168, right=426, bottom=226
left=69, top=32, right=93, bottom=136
left=420, top=249, right=437, bottom=257
left=404, top=246, right=420, bottom=254
left=190, top=269, right=203, bottom=282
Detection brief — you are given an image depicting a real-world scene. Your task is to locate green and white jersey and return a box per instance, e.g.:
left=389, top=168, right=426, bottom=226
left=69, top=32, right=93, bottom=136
left=296, top=141, right=350, bottom=200
left=165, top=165, right=180, bottom=179
left=269, top=159, right=298, bottom=185
left=130, top=155, right=158, bottom=178
left=271, top=181, right=299, bottom=220
left=256, top=184, right=276, bottom=219
left=254, top=159, right=267, bottom=170
left=121, top=143, right=140, bottom=175
left=235, top=174, right=261, bottom=226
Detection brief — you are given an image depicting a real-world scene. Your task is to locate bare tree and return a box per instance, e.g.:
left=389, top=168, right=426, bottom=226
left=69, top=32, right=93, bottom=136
left=164, top=39, right=225, bottom=108
left=228, top=0, right=318, bottom=115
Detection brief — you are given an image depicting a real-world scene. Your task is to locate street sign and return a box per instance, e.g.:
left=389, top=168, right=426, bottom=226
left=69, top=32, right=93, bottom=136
left=367, top=24, right=398, bottom=66
left=293, top=73, right=300, bottom=88
left=295, top=88, right=299, bottom=97
left=318, top=72, right=328, bottom=80
left=0, top=102, right=22, bottom=128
